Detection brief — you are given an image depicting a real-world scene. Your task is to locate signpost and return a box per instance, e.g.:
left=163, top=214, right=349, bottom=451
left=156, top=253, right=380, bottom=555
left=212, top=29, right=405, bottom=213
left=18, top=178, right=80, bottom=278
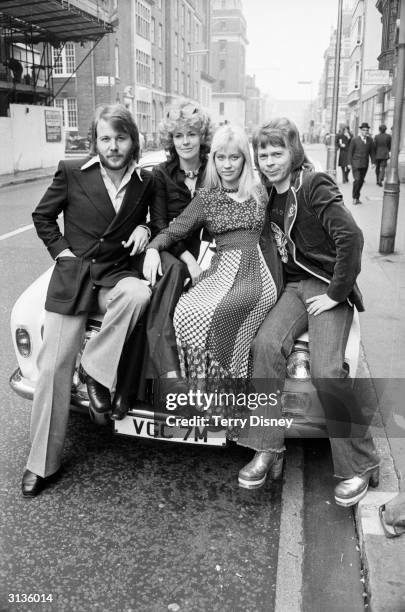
left=44, top=109, right=62, bottom=143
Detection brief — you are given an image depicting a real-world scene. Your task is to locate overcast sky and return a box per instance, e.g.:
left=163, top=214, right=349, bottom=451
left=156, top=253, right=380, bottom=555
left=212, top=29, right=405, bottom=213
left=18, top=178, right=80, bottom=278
left=242, top=0, right=353, bottom=100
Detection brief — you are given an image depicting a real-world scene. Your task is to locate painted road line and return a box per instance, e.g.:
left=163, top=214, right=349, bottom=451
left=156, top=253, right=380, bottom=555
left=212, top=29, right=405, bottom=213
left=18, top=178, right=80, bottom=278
left=0, top=224, right=34, bottom=241
left=275, top=443, right=304, bottom=612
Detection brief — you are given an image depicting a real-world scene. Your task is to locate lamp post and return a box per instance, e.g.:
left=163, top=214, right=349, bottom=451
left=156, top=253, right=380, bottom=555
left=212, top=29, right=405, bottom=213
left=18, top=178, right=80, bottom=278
left=326, top=0, right=343, bottom=179
left=379, top=0, right=405, bottom=254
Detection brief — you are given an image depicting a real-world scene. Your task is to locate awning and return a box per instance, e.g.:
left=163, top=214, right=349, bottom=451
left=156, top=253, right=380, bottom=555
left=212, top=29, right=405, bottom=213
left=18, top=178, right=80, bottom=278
left=0, top=0, right=114, bottom=44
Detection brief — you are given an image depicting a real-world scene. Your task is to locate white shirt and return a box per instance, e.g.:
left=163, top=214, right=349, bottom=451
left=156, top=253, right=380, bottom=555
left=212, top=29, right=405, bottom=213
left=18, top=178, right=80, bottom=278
left=81, top=155, right=143, bottom=214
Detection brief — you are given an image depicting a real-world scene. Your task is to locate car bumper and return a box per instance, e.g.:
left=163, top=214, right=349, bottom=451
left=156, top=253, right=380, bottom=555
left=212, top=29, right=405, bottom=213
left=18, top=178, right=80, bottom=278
left=9, top=368, right=89, bottom=414
left=9, top=368, right=327, bottom=437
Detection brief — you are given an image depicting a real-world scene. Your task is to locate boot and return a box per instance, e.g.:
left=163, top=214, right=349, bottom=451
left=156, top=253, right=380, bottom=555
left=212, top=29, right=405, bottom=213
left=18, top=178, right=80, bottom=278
left=238, top=450, right=284, bottom=489
left=334, top=467, right=379, bottom=507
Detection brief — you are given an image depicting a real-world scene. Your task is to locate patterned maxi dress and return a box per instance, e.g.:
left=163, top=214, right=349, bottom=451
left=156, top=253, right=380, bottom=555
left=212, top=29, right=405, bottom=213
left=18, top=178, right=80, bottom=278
left=148, top=187, right=277, bottom=403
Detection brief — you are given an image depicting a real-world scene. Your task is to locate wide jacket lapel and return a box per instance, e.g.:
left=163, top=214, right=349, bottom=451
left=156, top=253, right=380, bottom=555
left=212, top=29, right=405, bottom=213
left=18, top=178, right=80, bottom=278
left=105, top=170, right=150, bottom=234
left=72, top=166, right=116, bottom=224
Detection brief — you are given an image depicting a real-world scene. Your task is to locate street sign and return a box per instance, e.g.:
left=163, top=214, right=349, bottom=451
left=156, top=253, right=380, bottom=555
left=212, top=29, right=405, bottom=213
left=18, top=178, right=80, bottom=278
left=44, top=109, right=62, bottom=143
left=363, top=69, right=391, bottom=86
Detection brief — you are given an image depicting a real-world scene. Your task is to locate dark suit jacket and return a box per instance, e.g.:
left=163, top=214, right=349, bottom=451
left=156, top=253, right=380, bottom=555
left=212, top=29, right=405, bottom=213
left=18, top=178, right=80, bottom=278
left=32, top=158, right=154, bottom=315
left=348, top=135, right=375, bottom=169
left=374, top=133, right=391, bottom=160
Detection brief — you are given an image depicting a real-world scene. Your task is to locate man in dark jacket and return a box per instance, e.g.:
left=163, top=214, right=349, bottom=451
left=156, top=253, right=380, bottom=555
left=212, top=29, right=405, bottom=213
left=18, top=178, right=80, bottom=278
left=374, top=124, right=391, bottom=186
left=22, top=104, right=154, bottom=497
left=347, top=122, right=375, bottom=204
left=238, top=117, right=379, bottom=508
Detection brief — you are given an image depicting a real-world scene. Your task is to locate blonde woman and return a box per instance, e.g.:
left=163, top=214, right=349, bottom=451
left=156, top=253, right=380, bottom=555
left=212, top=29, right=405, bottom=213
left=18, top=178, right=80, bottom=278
left=144, top=124, right=281, bottom=390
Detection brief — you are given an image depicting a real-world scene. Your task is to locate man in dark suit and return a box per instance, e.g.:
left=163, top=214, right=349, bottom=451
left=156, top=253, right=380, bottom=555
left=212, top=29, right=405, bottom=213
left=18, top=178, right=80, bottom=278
left=22, top=104, right=154, bottom=497
left=347, top=122, right=375, bottom=204
left=374, top=124, right=391, bottom=186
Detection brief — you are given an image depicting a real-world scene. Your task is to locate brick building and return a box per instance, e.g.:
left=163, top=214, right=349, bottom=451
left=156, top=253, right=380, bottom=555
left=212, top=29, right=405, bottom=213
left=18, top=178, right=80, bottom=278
left=210, top=0, right=248, bottom=126
left=52, top=0, right=214, bottom=148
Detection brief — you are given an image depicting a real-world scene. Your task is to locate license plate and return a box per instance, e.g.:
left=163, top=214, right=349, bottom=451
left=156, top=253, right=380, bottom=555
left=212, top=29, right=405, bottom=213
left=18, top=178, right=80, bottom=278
left=114, top=414, right=227, bottom=446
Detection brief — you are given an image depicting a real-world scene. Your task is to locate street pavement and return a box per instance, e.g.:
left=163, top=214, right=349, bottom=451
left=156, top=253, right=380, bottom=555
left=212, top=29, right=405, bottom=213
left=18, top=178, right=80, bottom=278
left=315, top=145, right=405, bottom=612
left=1, top=149, right=405, bottom=610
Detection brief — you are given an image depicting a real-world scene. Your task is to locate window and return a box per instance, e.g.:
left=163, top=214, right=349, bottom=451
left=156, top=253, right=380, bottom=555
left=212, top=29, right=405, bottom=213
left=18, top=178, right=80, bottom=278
left=52, top=42, right=76, bottom=76
left=182, top=71, right=186, bottom=94
left=54, top=99, right=64, bottom=124
left=136, top=100, right=151, bottom=132
left=136, top=1, right=151, bottom=40
left=195, top=80, right=199, bottom=100
left=181, top=4, right=185, bottom=26
left=187, top=74, right=190, bottom=95
left=219, top=102, right=225, bottom=115
left=54, top=97, right=77, bottom=130
left=151, top=58, right=155, bottom=85
left=188, top=10, right=191, bottom=31
left=219, top=79, right=225, bottom=91
left=151, top=17, right=155, bottom=43
left=158, top=62, right=163, bottom=87
left=220, top=59, right=226, bottom=70
left=174, top=68, right=179, bottom=92
left=158, top=23, right=163, bottom=48
left=136, top=49, right=151, bottom=86
left=181, top=37, right=185, bottom=60
left=174, top=33, right=179, bottom=56
left=219, top=39, right=227, bottom=51
left=174, top=0, right=179, bottom=18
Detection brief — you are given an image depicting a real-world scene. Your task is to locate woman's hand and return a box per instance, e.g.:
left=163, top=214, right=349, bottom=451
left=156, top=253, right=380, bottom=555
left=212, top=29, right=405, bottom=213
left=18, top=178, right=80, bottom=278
left=122, top=226, right=149, bottom=255
left=306, top=294, right=338, bottom=316
left=186, top=260, right=203, bottom=286
left=143, top=248, right=162, bottom=287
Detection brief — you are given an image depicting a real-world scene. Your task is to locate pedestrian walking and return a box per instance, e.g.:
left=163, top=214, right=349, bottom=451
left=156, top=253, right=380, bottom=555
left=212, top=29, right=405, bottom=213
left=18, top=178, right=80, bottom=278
left=336, top=126, right=352, bottom=183
left=347, top=122, right=375, bottom=205
left=374, top=124, right=391, bottom=186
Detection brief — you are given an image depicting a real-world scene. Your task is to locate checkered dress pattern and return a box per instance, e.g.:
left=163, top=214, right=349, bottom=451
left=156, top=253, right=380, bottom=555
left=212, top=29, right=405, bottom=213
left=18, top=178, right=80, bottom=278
left=148, top=187, right=277, bottom=386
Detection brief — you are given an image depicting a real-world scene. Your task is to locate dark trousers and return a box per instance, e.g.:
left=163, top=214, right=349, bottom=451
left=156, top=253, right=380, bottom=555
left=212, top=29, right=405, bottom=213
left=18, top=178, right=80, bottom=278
left=352, top=167, right=368, bottom=200
left=375, top=159, right=387, bottom=184
left=117, top=251, right=188, bottom=402
left=340, top=166, right=350, bottom=183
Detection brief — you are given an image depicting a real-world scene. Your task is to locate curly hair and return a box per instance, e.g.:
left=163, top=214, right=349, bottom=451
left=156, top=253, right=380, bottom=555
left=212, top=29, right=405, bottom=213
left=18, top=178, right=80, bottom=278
left=159, top=99, right=213, bottom=162
left=89, top=104, right=140, bottom=161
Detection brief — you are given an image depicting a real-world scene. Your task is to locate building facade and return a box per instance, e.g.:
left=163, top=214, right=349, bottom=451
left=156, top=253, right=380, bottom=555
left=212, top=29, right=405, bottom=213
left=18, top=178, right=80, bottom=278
left=210, top=0, right=247, bottom=126
left=52, top=0, right=214, bottom=147
left=346, top=0, right=383, bottom=134
left=376, top=0, right=405, bottom=180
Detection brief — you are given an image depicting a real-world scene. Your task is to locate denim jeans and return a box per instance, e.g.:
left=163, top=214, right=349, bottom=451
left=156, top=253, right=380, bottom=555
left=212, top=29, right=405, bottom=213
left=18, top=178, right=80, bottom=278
left=238, top=278, right=379, bottom=479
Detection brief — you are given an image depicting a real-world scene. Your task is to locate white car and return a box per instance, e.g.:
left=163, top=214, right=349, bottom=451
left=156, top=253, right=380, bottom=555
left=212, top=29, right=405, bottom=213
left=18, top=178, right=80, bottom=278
left=9, top=152, right=360, bottom=446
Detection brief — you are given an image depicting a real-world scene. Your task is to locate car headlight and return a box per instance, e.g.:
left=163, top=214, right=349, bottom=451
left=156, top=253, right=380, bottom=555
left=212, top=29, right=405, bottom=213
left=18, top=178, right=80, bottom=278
left=286, top=347, right=310, bottom=380
left=15, top=328, right=32, bottom=357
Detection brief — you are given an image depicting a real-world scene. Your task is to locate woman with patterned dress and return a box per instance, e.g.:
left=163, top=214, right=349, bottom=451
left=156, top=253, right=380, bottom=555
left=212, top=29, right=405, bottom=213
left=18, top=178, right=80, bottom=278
left=143, top=125, right=278, bottom=408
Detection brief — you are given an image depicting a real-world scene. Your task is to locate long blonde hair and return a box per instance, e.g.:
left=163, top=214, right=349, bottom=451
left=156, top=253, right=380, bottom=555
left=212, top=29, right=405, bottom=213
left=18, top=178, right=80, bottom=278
left=204, top=124, right=260, bottom=202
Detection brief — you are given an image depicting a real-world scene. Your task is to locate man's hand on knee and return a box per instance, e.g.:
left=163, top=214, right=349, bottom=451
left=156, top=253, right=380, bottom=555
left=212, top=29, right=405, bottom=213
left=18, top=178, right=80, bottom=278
left=306, top=294, right=338, bottom=316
